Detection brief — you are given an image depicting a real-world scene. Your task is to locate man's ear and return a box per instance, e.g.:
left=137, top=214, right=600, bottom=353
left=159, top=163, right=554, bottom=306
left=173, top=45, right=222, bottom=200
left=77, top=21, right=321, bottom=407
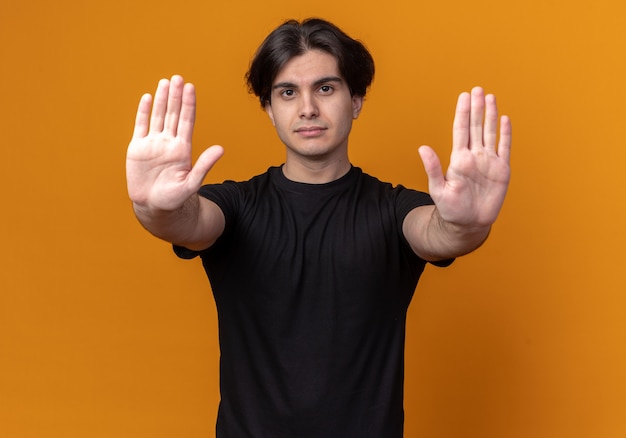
left=265, top=102, right=275, bottom=126
left=352, top=95, right=364, bottom=119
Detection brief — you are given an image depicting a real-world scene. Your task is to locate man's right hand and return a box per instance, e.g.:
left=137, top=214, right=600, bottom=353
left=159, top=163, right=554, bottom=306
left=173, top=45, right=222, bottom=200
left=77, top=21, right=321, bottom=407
left=126, top=75, right=224, bottom=212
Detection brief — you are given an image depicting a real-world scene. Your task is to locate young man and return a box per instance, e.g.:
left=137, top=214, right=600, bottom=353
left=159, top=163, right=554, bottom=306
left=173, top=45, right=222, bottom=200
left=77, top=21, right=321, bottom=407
left=126, top=18, right=511, bottom=438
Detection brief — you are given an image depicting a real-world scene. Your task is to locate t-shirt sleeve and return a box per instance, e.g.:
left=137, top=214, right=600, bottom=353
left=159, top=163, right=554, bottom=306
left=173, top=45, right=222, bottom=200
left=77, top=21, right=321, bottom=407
left=172, top=182, right=240, bottom=259
left=394, top=185, right=435, bottom=220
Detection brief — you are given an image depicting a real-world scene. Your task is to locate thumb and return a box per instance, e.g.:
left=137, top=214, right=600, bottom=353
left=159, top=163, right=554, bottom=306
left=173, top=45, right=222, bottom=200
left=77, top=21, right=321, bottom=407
left=418, top=145, right=445, bottom=193
left=187, top=145, right=224, bottom=188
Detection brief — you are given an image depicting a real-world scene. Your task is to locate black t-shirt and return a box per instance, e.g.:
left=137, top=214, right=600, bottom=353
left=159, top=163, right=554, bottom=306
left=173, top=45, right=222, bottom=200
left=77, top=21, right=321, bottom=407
left=176, top=166, right=445, bottom=437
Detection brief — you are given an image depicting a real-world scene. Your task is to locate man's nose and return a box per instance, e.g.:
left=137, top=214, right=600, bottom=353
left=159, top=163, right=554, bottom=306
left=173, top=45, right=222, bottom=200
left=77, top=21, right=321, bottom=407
left=299, top=93, right=319, bottom=118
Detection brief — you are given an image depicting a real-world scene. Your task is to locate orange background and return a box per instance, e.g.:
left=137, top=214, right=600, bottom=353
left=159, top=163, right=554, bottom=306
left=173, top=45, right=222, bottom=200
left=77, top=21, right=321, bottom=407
left=1, top=0, right=625, bottom=437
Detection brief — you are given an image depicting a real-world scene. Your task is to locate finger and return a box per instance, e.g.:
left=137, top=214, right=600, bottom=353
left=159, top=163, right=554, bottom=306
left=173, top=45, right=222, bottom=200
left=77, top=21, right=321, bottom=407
left=132, top=93, right=153, bottom=139
left=164, top=75, right=185, bottom=135
left=177, top=83, right=197, bottom=143
left=452, top=92, right=471, bottom=153
left=187, top=145, right=225, bottom=188
left=483, top=93, right=498, bottom=151
left=469, top=86, right=485, bottom=149
left=418, top=145, right=445, bottom=194
left=149, top=78, right=170, bottom=134
left=497, top=115, right=512, bottom=162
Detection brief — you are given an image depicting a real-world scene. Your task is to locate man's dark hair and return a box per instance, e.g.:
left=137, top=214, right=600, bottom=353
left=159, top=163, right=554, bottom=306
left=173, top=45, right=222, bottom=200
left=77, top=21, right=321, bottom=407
left=245, top=18, right=375, bottom=107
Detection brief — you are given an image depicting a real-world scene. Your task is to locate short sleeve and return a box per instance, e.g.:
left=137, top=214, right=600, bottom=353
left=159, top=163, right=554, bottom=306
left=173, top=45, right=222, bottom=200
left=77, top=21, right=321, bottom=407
left=172, top=181, right=241, bottom=259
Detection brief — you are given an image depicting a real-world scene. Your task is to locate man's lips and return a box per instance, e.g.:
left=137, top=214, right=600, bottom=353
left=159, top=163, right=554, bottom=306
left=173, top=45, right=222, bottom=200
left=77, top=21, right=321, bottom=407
left=294, top=126, right=327, bottom=137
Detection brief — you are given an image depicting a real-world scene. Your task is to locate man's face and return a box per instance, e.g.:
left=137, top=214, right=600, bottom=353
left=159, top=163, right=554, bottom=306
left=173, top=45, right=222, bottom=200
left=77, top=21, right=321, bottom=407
left=265, top=50, right=363, bottom=162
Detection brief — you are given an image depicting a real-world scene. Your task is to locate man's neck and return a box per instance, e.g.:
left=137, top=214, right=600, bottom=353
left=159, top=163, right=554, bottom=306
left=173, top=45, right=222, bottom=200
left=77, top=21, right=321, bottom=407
left=281, top=157, right=351, bottom=184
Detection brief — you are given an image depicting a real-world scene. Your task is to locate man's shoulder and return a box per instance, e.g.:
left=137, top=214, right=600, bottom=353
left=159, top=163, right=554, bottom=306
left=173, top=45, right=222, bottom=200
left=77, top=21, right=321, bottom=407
left=354, top=168, right=413, bottom=195
left=199, top=167, right=278, bottom=193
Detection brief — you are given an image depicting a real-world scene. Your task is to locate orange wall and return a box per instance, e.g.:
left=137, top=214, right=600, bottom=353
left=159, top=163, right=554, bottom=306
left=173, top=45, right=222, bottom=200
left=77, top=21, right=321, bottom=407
left=1, top=0, right=625, bottom=437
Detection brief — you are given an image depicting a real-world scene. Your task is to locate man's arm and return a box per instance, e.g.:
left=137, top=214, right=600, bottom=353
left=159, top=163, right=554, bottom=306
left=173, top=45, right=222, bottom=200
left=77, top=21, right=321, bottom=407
left=403, top=87, right=512, bottom=261
left=126, top=75, right=225, bottom=250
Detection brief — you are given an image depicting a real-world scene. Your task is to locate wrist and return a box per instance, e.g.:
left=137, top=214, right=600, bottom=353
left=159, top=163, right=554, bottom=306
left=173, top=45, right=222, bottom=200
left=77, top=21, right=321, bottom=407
left=431, top=208, right=491, bottom=255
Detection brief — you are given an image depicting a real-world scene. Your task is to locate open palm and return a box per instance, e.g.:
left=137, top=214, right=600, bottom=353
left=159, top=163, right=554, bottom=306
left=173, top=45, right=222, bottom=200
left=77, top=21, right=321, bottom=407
left=419, top=87, right=511, bottom=228
left=126, top=75, right=223, bottom=212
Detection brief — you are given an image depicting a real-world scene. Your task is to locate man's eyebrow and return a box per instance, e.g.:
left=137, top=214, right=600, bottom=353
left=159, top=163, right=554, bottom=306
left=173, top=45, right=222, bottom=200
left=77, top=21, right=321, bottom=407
left=313, top=76, right=344, bottom=87
left=272, top=81, right=297, bottom=90
left=272, top=76, right=344, bottom=90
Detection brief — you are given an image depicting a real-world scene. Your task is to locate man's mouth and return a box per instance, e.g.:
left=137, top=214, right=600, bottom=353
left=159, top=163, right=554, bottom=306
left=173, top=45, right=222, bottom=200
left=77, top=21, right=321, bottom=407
left=295, top=126, right=327, bottom=137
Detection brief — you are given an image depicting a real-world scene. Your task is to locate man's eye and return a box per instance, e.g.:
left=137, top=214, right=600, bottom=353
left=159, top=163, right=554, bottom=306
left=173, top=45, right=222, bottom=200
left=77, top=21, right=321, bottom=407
left=320, top=85, right=333, bottom=93
left=281, top=89, right=294, bottom=97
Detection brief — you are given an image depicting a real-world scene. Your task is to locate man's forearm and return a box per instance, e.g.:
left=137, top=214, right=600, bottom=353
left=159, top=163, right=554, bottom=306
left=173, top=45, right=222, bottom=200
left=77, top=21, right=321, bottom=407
left=424, top=207, right=491, bottom=260
left=403, top=205, right=492, bottom=262
left=133, top=194, right=202, bottom=246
